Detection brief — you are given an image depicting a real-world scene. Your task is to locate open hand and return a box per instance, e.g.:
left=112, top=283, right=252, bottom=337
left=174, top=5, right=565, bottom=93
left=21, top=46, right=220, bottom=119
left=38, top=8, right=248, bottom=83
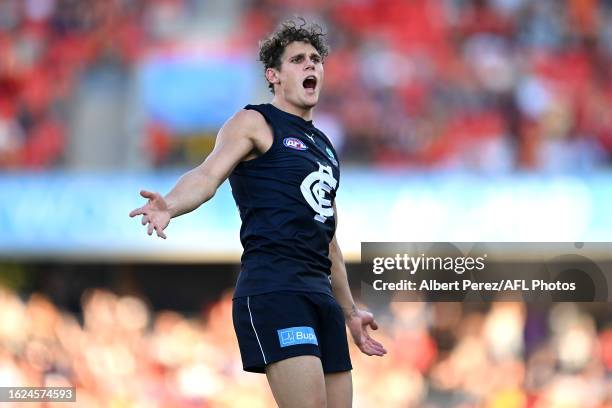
left=346, top=308, right=387, bottom=357
left=129, top=190, right=171, bottom=239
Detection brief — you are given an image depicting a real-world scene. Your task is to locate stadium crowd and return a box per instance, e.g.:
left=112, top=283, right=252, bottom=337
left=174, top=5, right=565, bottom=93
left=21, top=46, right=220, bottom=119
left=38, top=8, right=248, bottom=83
left=0, top=285, right=609, bottom=407
left=1, top=2, right=610, bottom=406
left=1, top=0, right=612, bottom=170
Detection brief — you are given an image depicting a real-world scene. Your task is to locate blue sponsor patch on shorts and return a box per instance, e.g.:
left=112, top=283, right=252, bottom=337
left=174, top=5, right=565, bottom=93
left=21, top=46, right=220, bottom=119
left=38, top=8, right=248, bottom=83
left=277, top=326, right=318, bottom=347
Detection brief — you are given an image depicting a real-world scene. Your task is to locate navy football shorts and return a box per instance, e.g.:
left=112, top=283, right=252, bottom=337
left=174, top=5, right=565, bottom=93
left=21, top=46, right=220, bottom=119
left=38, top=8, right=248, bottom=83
left=232, top=290, right=353, bottom=374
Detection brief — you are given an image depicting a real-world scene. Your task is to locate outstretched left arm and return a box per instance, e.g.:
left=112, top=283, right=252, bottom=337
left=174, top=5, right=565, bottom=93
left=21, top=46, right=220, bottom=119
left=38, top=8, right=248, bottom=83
left=329, top=203, right=387, bottom=357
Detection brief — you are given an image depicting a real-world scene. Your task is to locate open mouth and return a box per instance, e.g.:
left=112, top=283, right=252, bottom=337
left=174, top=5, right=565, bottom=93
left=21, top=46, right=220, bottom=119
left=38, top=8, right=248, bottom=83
left=303, top=75, right=317, bottom=91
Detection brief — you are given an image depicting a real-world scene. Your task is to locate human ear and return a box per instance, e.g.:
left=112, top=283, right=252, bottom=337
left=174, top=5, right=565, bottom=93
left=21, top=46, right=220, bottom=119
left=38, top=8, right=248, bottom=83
left=265, top=67, right=280, bottom=86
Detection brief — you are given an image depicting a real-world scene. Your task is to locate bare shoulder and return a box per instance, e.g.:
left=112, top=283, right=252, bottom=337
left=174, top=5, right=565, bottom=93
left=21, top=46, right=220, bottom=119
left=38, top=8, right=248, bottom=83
left=225, top=109, right=269, bottom=136
left=221, top=109, right=272, bottom=158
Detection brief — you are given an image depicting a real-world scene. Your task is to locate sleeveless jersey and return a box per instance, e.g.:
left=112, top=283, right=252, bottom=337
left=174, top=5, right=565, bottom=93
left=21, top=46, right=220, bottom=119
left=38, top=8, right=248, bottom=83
left=229, top=103, right=340, bottom=298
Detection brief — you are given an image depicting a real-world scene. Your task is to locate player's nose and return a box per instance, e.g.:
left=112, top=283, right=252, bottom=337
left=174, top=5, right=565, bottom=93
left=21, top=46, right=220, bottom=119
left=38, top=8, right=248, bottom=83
left=304, top=59, right=315, bottom=70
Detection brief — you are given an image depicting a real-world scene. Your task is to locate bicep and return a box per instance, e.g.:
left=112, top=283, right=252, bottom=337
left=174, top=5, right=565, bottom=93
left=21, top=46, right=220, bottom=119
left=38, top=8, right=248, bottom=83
left=194, top=110, right=258, bottom=187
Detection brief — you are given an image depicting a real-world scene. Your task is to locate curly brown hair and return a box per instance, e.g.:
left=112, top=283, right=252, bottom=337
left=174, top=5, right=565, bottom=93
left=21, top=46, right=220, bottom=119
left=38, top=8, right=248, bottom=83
left=258, top=17, right=329, bottom=94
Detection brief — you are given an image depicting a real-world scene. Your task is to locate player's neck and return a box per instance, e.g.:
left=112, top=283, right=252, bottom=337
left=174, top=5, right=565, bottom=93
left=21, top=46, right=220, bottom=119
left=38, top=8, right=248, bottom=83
left=270, top=98, right=313, bottom=122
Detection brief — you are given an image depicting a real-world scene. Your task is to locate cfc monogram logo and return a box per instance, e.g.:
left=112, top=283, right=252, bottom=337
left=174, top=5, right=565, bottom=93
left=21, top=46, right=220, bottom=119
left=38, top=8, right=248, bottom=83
left=300, top=163, right=337, bottom=223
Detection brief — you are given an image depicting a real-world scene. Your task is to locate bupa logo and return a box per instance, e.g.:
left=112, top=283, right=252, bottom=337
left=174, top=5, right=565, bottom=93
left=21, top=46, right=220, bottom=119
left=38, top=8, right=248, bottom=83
left=283, top=137, right=308, bottom=151
left=277, top=326, right=318, bottom=347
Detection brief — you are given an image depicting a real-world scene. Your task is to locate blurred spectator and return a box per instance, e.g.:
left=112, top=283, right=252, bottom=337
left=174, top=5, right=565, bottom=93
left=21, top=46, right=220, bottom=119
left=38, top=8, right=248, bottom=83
left=0, top=284, right=609, bottom=407
left=2, top=0, right=612, bottom=171
left=242, top=0, right=612, bottom=171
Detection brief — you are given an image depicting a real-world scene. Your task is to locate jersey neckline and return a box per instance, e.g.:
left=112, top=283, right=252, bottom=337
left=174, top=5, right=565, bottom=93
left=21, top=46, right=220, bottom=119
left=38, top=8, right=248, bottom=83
left=267, top=103, right=314, bottom=126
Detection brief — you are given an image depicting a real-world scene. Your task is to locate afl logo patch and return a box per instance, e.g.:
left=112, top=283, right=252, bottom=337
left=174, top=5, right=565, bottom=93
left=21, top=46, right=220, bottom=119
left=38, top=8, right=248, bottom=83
left=283, top=137, right=308, bottom=151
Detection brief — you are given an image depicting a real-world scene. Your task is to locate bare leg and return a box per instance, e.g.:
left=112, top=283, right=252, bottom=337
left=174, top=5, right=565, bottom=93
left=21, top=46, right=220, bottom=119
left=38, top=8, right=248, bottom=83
left=325, top=371, right=352, bottom=408
left=265, top=355, right=327, bottom=408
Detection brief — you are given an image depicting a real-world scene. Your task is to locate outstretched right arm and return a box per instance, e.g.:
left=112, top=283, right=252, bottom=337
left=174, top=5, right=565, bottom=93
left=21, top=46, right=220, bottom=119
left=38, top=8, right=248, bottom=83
left=129, top=109, right=265, bottom=238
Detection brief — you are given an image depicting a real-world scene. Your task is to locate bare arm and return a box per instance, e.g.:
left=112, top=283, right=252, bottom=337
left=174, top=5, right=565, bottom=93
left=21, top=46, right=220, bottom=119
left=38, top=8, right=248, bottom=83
left=329, top=233, right=357, bottom=318
left=164, top=109, right=262, bottom=217
left=329, top=203, right=387, bottom=356
left=129, top=109, right=267, bottom=238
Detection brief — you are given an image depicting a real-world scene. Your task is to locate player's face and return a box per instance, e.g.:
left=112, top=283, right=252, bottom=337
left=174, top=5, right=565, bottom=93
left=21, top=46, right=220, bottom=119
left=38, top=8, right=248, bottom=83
left=273, top=41, right=324, bottom=109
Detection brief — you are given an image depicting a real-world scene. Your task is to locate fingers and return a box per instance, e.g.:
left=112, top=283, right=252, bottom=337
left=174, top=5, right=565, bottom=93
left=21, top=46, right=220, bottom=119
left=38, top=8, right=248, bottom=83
left=144, top=219, right=167, bottom=239
left=361, top=311, right=378, bottom=327
left=154, top=225, right=167, bottom=239
left=140, top=190, right=156, bottom=199
left=130, top=190, right=156, bottom=217
left=366, top=339, right=387, bottom=355
left=129, top=207, right=144, bottom=218
left=131, top=191, right=167, bottom=239
left=359, top=341, right=384, bottom=356
left=356, top=325, right=387, bottom=356
left=359, top=338, right=387, bottom=356
left=350, top=311, right=386, bottom=356
left=360, top=311, right=379, bottom=330
left=368, top=319, right=379, bottom=331
left=358, top=345, right=374, bottom=356
left=367, top=337, right=386, bottom=353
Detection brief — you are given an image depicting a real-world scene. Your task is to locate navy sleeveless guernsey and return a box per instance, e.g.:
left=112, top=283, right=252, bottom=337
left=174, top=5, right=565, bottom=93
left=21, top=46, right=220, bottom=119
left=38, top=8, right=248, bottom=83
left=229, top=103, right=340, bottom=298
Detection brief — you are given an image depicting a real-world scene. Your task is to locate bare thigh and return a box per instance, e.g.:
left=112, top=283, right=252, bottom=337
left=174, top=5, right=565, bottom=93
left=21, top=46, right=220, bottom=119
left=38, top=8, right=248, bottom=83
left=325, top=371, right=352, bottom=408
left=265, top=355, right=327, bottom=408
